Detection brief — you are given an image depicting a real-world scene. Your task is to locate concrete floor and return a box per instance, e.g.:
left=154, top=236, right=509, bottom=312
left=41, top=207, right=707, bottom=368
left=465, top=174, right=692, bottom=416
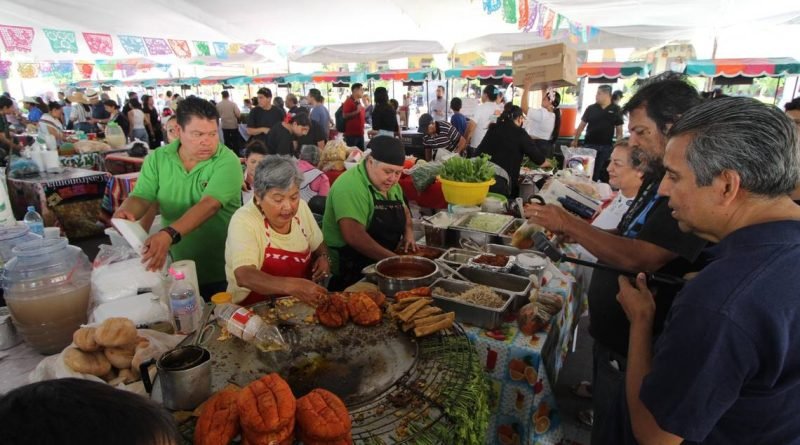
left=554, top=314, right=593, bottom=445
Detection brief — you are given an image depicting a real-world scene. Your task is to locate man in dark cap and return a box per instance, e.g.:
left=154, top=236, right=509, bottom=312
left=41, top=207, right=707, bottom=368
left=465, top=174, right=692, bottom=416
left=322, top=136, right=416, bottom=289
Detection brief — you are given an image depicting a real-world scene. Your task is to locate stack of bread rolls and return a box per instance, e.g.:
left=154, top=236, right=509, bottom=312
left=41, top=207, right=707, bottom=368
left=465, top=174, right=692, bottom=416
left=65, top=317, right=150, bottom=386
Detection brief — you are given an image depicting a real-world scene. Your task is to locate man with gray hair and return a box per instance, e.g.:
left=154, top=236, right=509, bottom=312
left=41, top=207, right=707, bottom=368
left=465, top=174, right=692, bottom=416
left=616, top=96, right=800, bottom=444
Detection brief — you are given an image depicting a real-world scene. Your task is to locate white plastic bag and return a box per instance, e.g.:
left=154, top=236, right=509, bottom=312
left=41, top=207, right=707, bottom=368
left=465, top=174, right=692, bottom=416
left=561, top=145, right=597, bottom=178
left=29, top=328, right=184, bottom=395
left=90, top=293, right=170, bottom=326
left=92, top=257, right=165, bottom=304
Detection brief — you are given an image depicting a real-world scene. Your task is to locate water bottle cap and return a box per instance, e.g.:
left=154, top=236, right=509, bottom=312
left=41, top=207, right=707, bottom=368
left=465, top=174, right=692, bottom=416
left=26, top=206, right=35, bottom=212
left=211, top=292, right=233, bottom=305
left=173, top=271, right=185, bottom=280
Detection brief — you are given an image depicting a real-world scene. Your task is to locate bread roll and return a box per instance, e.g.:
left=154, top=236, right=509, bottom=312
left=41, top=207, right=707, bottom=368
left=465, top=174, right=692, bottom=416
left=73, top=327, right=99, bottom=352
left=131, top=338, right=153, bottom=370
left=108, top=368, right=140, bottom=386
left=104, top=346, right=135, bottom=369
left=94, top=318, right=137, bottom=347
left=64, top=348, right=112, bottom=377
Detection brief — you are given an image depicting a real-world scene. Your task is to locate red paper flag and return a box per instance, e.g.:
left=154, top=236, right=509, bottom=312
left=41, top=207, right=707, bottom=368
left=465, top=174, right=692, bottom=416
left=542, top=9, right=556, bottom=39
left=0, top=24, right=34, bottom=52
left=83, top=32, right=113, bottom=56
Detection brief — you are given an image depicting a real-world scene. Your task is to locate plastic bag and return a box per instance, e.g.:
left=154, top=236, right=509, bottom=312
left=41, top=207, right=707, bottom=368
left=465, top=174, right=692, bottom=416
left=319, top=139, right=348, bottom=171
left=511, top=221, right=543, bottom=249
left=29, top=328, right=184, bottom=395
left=410, top=161, right=443, bottom=192
left=91, top=245, right=165, bottom=305
left=561, top=145, right=597, bottom=178
left=90, top=293, right=171, bottom=326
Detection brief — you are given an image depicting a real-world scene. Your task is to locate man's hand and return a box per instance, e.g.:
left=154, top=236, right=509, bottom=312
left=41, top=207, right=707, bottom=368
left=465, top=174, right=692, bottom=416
left=617, top=273, right=656, bottom=326
left=113, top=208, right=137, bottom=222
left=523, top=203, right=575, bottom=235
left=141, top=230, right=172, bottom=272
left=400, top=227, right=418, bottom=253
left=286, top=278, right=327, bottom=306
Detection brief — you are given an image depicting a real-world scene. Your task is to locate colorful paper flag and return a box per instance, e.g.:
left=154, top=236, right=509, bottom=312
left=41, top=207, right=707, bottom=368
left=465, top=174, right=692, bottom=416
left=76, top=63, right=94, bottom=79
left=0, top=24, right=34, bottom=52
left=95, top=61, right=115, bottom=78
left=502, top=0, right=517, bottom=23
left=17, top=63, right=37, bottom=78
left=0, top=60, right=11, bottom=79
left=43, top=29, right=78, bottom=53
left=524, top=1, right=540, bottom=32
left=228, top=43, right=241, bottom=55
left=168, top=39, right=192, bottom=58
left=483, top=0, right=501, bottom=14
left=144, top=37, right=173, bottom=56
left=119, top=35, right=147, bottom=55
left=542, top=8, right=556, bottom=39
left=242, top=43, right=259, bottom=55
left=194, top=41, right=211, bottom=57
left=213, top=42, right=229, bottom=59
left=518, top=0, right=529, bottom=30
left=83, top=32, right=113, bottom=56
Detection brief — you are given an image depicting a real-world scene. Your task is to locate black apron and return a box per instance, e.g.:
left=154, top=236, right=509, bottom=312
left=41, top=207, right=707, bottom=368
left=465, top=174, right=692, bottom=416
left=332, top=189, right=406, bottom=290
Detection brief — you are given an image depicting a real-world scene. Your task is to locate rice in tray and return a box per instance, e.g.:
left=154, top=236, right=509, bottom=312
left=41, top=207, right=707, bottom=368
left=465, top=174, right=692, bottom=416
left=432, top=285, right=505, bottom=309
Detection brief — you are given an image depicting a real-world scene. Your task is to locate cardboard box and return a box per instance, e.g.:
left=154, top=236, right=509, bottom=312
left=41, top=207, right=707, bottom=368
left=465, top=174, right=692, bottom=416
left=512, top=43, right=577, bottom=88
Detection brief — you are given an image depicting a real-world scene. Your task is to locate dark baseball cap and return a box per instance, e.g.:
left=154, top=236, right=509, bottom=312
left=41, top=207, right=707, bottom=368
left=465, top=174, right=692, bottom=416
left=369, top=136, right=405, bottom=166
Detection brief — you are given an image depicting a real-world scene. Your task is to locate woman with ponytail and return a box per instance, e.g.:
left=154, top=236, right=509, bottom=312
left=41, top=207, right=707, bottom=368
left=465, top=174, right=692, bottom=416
left=520, top=80, right=561, bottom=155
left=477, top=104, right=548, bottom=198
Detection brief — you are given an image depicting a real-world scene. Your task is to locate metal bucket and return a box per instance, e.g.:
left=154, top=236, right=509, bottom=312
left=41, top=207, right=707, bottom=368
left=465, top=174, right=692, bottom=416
left=140, top=345, right=212, bottom=411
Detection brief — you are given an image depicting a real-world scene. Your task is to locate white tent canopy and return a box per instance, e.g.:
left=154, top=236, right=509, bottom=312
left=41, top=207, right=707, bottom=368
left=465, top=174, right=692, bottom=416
left=0, top=0, right=799, bottom=62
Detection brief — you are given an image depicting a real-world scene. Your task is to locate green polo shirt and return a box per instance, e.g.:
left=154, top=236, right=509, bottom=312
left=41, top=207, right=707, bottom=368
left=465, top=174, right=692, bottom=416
left=322, top=160, right=405, bottom=275
left=130, top=140, right=242, bottom=284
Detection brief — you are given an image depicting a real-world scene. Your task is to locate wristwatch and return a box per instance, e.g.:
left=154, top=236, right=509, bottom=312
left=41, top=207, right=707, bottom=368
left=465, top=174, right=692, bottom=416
left=160, top=226, right=182, bottom=245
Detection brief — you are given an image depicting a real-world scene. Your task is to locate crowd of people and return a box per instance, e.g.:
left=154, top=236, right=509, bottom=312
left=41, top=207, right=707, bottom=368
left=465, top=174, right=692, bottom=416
left=1, top=71, right=800, bottom=445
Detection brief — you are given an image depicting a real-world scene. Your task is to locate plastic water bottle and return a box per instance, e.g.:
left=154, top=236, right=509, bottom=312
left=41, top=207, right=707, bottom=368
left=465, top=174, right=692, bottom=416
left=23, top=206, right=44, bottom=237
left=168, top=271, right=200, bottom=335
left=210, top=292, right=288, bottom=352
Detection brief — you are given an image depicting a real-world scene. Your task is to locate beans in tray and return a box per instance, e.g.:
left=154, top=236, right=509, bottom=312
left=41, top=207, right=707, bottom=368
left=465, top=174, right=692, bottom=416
left=473, top=254, right=510, bottom=267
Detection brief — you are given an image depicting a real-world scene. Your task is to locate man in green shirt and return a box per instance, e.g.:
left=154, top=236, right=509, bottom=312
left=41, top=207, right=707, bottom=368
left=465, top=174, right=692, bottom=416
left=114, top=96, right=243, bottom=298
left=322, top=136, right=416, bottom=290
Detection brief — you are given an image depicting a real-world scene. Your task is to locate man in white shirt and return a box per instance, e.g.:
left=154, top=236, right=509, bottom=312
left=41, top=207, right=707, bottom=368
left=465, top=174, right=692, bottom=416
left=216, top=90, right=243, bottom=154
left=430, top=85, right=447, bottom=121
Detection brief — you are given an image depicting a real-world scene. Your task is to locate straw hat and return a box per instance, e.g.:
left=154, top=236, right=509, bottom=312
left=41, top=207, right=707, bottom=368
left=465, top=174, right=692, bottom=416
left=85, top=89, right=99, bottom=101
left=68, top=92, right=89, bottom=105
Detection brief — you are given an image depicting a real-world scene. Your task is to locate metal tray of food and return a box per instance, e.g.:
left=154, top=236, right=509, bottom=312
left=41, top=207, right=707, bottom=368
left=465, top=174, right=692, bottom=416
left=495, top=218, right=525, bottom=245
left=440, top=248, right=479, bottom=266
left=467, top=253, right=515, bottom=273
left=454, top=265, right=533, bottom=310
left=430, top=279, right=513, bottom=330
left=451, top=212, right=515, bottom=235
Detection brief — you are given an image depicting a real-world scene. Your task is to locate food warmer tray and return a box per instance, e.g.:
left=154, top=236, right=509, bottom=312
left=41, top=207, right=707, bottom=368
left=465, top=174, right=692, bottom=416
left=454, top=265, right=533, bottom=310
left=429, top=279, right=513, bottom=330
left=177, top=299, right=487, bottom=444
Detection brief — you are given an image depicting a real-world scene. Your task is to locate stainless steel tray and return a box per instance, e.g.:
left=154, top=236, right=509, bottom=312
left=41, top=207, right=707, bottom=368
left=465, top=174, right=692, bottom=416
left=451, top=212, right=515, bottom=235
left=430, top=279, right=513, bottom=330
left=440, top=248, right=479, bottom=266
left=454, top=265, right=533, bottom=310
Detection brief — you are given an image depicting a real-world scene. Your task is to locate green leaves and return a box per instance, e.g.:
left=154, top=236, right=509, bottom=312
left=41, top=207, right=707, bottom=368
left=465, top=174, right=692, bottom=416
left=440, top=155, right=495, bottom=183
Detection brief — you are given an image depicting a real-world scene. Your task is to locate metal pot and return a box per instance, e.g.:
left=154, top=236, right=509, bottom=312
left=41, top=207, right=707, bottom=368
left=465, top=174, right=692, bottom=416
left=362, top=256, right=440, bottom=297
left=140, top=345, right=212, bottom=411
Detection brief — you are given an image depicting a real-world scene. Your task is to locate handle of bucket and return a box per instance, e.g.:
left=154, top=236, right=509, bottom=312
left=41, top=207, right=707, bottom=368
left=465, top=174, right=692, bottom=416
left=139, top=358, right=156, bottom=394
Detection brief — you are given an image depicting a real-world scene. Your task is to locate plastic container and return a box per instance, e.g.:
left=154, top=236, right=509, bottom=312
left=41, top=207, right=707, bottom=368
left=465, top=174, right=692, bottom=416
left=23, top=206, right=44, bottom=237
left=2, top=238, right=92, bottom=354
left=212, top=294, right=287, bottom=352
left=437, top=176, right=496, bottom=206
left=168, top=270, right=201, bottom=335
left=105, top=122, right=126, bottom=149
left=0, top=224, right=41, bottom=267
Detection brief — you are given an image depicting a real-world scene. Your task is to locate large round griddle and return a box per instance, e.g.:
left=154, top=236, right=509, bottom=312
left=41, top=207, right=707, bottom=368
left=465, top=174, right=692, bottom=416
left=184, top=298, right=482, bottom=444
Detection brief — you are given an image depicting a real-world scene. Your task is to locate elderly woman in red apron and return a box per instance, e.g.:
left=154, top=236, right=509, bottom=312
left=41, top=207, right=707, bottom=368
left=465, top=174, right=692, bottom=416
left=225, top=155, right=329, bottom=306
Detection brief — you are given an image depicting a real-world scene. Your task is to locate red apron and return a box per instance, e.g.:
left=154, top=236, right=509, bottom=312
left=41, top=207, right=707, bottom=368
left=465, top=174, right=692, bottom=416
left=240, top=216, right=312, bottom=306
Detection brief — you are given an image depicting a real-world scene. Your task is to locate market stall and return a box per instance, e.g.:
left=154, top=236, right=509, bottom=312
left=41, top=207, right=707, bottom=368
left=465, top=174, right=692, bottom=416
left=5, top=168, right=110, bottom=239
left=577, top=61, right=649, bottom=81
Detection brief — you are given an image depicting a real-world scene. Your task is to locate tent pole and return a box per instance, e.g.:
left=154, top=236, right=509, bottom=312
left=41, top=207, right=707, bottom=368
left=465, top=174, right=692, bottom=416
left=774, top=77, right=783, bottom=105
left=247, top=84, right=252, bottom=99
left=445, top=78, right=449, bottom=120
left=426, top=79, right=430, bottom=114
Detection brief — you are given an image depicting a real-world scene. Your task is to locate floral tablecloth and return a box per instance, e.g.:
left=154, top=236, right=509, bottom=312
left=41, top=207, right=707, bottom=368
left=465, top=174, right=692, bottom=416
left=59, top=152, right=104, bottom=171
left=464, top=258, right=585, bottom=445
